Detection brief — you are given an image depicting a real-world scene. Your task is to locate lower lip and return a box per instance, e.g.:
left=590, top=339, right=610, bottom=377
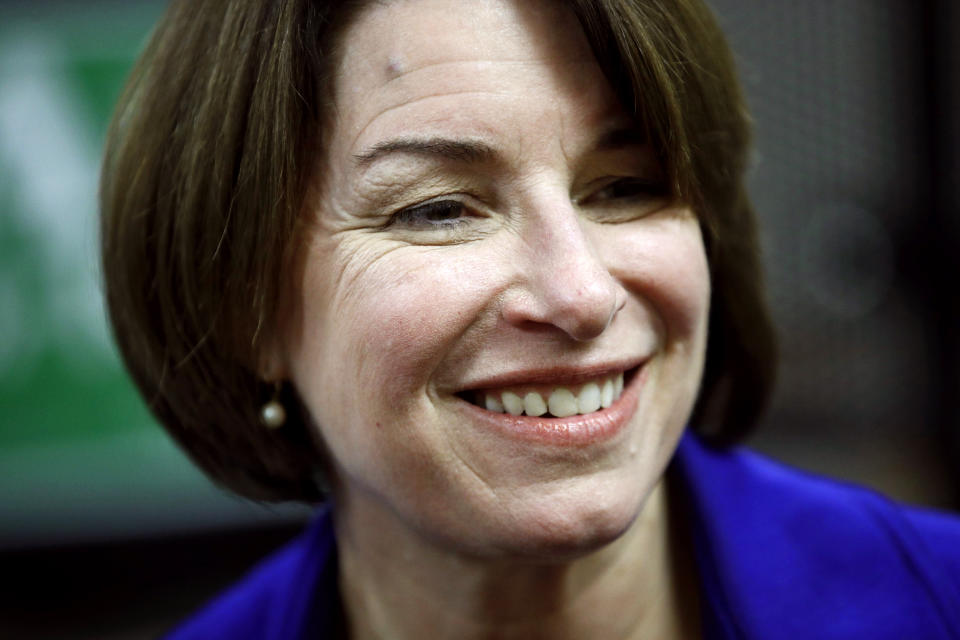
left=456, top=368, right=645, bottom=447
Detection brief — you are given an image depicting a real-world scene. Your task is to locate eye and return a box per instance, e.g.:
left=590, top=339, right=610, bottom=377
left=589, top=177, right=669, bottom=204
left=389, top=199, right=469, bottom=229
left=578, top=176, right=671, bottom=224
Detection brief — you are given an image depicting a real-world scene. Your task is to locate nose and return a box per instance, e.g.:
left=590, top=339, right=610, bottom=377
left=500, top=202, right=626, bottom=342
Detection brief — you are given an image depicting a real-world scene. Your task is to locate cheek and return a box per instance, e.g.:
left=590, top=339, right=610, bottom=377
left=655, top=239, right=710, bottom=340
left=608, top=215, right=711, bottom=340
left=290, top=236, right=499, bottom=413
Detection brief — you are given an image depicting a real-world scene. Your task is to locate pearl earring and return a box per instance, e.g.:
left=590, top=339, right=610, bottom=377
left=260, top=383, right=286, bottom=429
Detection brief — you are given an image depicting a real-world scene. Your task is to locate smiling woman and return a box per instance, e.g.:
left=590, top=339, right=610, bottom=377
left=283, top=2, right=712, bottom=574
left=100, top=0, right=960, bottom=638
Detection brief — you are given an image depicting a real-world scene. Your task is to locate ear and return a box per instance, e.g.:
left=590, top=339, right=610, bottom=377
left=257, top=336, right=289, bottom=383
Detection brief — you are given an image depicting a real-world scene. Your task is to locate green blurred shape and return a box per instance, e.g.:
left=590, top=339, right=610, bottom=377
left=0, top=2, right=165, bottom=448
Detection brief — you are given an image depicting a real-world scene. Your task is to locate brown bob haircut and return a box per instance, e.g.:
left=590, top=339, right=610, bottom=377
left=101, top=0, right=777, bottom=503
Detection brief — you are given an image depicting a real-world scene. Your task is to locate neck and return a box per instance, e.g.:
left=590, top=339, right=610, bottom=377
left=333, top=479, right=700, bottom=640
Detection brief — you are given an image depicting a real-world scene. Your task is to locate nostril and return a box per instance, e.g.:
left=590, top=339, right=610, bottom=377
left=499, top=277, right=623, bottom=341
left=558, top=280, right=623, bottom=342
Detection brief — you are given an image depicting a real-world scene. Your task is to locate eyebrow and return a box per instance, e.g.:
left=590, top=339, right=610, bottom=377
left=353, top=137, right=496, bottom=168
left=352, top=125, right=647, bottom=169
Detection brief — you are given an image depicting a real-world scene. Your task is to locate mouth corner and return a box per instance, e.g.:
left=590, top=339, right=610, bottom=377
left=454, top=388, right=482, bottom=406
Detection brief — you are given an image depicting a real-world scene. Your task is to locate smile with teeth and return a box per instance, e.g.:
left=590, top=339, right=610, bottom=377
left=470, top=372, right=625, bottom=418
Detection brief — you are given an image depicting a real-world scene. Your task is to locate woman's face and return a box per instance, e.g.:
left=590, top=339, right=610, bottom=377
left=281, top=0, right=710, bottom=558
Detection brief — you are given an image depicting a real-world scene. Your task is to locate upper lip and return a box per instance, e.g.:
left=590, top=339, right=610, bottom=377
left=455, top=358, right=646, bottom=392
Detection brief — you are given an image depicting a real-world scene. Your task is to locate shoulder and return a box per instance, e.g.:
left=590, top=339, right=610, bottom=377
left=163, top=508, right=337, bottom=640
left=673, top=433, right=960, bottom=638
left=901, top=504, right=960, bottom=578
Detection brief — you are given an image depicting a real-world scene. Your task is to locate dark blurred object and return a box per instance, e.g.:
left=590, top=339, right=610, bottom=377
left=707, top=0, right=960, bottom=507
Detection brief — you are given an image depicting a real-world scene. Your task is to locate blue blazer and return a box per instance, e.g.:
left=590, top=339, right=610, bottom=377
left=166, top=433, right=960, bottom=639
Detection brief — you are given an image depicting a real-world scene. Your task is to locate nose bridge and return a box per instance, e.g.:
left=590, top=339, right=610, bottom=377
left=506, top=197, right=625, bottom=341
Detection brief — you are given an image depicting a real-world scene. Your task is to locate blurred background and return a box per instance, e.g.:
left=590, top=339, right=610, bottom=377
left=0, top=0, right=957, bottom=637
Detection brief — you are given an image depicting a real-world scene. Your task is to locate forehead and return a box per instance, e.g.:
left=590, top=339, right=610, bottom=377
left=331, top=0, right=621, bottom=151
left=337, top=0, right=590, bottom=74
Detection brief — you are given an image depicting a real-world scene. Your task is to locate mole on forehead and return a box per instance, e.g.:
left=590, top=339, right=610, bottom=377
left=385, top=55, right=406, bottom=79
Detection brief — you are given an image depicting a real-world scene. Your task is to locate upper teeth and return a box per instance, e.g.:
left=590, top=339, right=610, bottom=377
left=482, top=372, right=625, bottom=417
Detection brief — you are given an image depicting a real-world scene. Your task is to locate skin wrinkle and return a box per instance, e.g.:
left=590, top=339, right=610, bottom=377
left=350, top=168, right=495, bottom=224
left=340, top=54, right=601, bottom=158
left=445, top=431, right=503, bottom=502
left=379, top=60, right=570, bottom=105
left=343, top=88, right=515, bottom=156
left=346, top=101, right=642, bottom=207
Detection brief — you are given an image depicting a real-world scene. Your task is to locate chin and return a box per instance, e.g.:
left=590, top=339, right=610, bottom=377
left=450, top=479, right=651, bottom=562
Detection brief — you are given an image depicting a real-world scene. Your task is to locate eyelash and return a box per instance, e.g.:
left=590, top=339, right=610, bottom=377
left=388, top=199, right=470, bottom=230
left=585, top=177, right=669, bottom=205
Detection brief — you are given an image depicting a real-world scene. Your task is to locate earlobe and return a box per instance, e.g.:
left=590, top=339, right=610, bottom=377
left=257, top=338, right=289, bottom=383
